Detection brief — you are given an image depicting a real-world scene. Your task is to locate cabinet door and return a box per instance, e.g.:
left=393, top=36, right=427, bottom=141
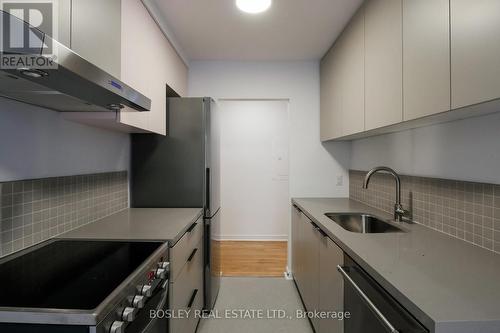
left=21, top=0, right=71, bottom=47
left=319, top=237, right=344, bottom=333
left=297, top=212, right=310, bottom=303
left=301, top=214, right=320, bottom=331
left=71, top=0, right=121, bottom=78
left=321, top=7, right=364, bottom=140
left=451, top=0, right=500, bottom=109
left=56, top=0, right=71, bottom=48
left=320, top=41, right=343, bottom=141
left=292, top=205, right=303, bottom=288
left=120, top=0, right=188, bottom=135
left=365, top=0, right=403, bottom=130
left=403, top=0, right=450, bottom=120
left=169, top=238, right=203, bottom=333
left=340, top=7, right=365, bottom=136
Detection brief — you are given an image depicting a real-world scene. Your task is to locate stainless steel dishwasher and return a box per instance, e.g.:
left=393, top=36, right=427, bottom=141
left=338, top=256, right=428, bottom=333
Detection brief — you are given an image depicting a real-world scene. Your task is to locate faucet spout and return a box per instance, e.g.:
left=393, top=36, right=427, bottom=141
left=362, top=166, right=405, bottom=222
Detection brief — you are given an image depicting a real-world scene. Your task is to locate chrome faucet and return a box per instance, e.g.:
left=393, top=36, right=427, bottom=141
left=363, top=166, right=410, bottom=222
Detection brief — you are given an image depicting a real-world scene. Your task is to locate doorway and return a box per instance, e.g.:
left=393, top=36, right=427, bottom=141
left=218, top=99, right=290, bottom=276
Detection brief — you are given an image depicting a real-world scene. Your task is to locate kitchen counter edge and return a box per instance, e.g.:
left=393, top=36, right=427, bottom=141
left=58, top=208, right=204, bottom=246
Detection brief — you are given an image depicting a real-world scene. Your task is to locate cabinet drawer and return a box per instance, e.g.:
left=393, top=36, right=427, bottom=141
left=170, top=238, right=203, bottom=333
left=170, top=218, right=203, bottom=282
left=185, top=286, right=203, bottom=333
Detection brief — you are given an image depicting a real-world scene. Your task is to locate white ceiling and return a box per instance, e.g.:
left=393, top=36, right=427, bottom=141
left=147, top=0, right=364, bottom=61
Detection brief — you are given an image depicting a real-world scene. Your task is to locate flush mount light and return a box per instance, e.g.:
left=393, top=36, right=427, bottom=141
left=236, top=0, right=272, bottom=14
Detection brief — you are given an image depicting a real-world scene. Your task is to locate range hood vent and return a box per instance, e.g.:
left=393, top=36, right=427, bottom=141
left=0, top=10, right=151, bottom=112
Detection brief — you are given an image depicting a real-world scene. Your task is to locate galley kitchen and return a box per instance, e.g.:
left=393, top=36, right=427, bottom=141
left=2, top=1, right=500, bottom=333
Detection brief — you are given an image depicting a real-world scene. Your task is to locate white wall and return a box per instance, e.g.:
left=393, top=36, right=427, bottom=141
left=219, top=100, right=290, bottom=241
left=0, top=98, right=130, bottom=182
left=351, top=112, right=500, bottom=184
left=188, top=61, right=351, bottom=198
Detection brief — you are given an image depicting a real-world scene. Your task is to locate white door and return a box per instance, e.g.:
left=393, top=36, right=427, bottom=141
left=219, top=100, right=289, bottom=241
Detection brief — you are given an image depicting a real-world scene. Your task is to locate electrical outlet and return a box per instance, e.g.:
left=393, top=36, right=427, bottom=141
left=336, top=175, right=344, bottom=186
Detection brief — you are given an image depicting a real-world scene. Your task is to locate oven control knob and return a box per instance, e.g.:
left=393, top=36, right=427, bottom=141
left=110, top=321, right=125, bottom=333
left=158, top=261, right=169, bottom=269
left=137, top=284, right=152, bottom=297
left=132, top=295, right=145, bottom=309
left=122, top=307, right=137, bottom=322
left=155, top=268, right=167, bottom=279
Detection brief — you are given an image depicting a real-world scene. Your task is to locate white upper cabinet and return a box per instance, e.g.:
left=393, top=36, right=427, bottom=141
left=403, top=0, right=450, bottom=120
left=71, top=0, right=121, bottom=78
left=56, top=0, right=71, bottom=48
left=340, top=8, right=365, bottom=136
left=62, top=0, right=188, bottom=135
left=451, top=0, right=500, bottom=109
left=320, top=41, right=342, bottom=141
left=320, top=7, right=364, bottom=141
left=364, top=0, right=402, bottom=130
left=320, top=0, right=500, bottom=140
left=120, top=0, right=188, bottom=135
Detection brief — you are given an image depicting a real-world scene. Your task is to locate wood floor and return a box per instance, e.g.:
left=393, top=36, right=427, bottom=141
left=220, top=241, right=287, bottom=277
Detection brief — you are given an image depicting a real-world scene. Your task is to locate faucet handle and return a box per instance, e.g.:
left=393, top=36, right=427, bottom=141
left=395, top=204, right=412, bottom=223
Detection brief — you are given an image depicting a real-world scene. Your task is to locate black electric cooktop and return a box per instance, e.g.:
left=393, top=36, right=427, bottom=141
left=0, top=240, right=162, bottom=310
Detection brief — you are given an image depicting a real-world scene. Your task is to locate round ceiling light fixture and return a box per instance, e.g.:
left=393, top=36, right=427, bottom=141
left=236, top=0, right=272, bottom=14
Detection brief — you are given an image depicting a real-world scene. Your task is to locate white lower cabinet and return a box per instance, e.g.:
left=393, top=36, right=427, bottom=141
left=319, top=237, right=344, bottom=333
left=301, top=210, right=320, bottom=331
left=169, top=219, right=204, bottom=333
left=292, top=205, right=344, bottom=333
left=291, top=206, right=304, bottom=290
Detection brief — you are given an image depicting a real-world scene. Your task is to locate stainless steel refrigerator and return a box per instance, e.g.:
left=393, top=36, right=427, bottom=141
left=131, top=97, right=221, bottom=310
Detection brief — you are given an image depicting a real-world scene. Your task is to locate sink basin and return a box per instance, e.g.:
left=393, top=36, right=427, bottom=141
left=325, top=213, right=404, bottom=233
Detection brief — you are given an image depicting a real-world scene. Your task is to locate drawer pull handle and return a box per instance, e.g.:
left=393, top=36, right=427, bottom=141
left=188, top=248, right=198, bottom=262
left=317, top=228, right=327, bottom=238
left=311, top=223, right=327, bottom=238
left=187, top=289, right=198, bottom=309
left=186, top=222, right=197, bottom=233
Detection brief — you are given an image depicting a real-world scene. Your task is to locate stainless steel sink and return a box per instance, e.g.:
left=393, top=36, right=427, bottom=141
left=325, top=213, right=404, bottom=233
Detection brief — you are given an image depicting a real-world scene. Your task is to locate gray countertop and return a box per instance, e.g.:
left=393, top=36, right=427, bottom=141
left=58, top=208, right=203, bottom=246
left=292, top=198, right=500, bottom=333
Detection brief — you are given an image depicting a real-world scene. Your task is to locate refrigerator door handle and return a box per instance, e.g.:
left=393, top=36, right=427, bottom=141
left=205, top=167, right=211, bottom=216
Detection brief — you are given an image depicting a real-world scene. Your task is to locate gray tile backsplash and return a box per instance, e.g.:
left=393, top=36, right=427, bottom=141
left=350, top=170, right=500, bottom=254
left=0, top=171, right=128, bottom=257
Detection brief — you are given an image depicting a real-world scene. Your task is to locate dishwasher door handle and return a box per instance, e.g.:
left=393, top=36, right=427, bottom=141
left=337, top=265, right=399, bottom=333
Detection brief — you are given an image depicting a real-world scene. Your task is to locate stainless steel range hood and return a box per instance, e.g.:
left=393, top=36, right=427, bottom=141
left=0, top=10, right=151, bottom=112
